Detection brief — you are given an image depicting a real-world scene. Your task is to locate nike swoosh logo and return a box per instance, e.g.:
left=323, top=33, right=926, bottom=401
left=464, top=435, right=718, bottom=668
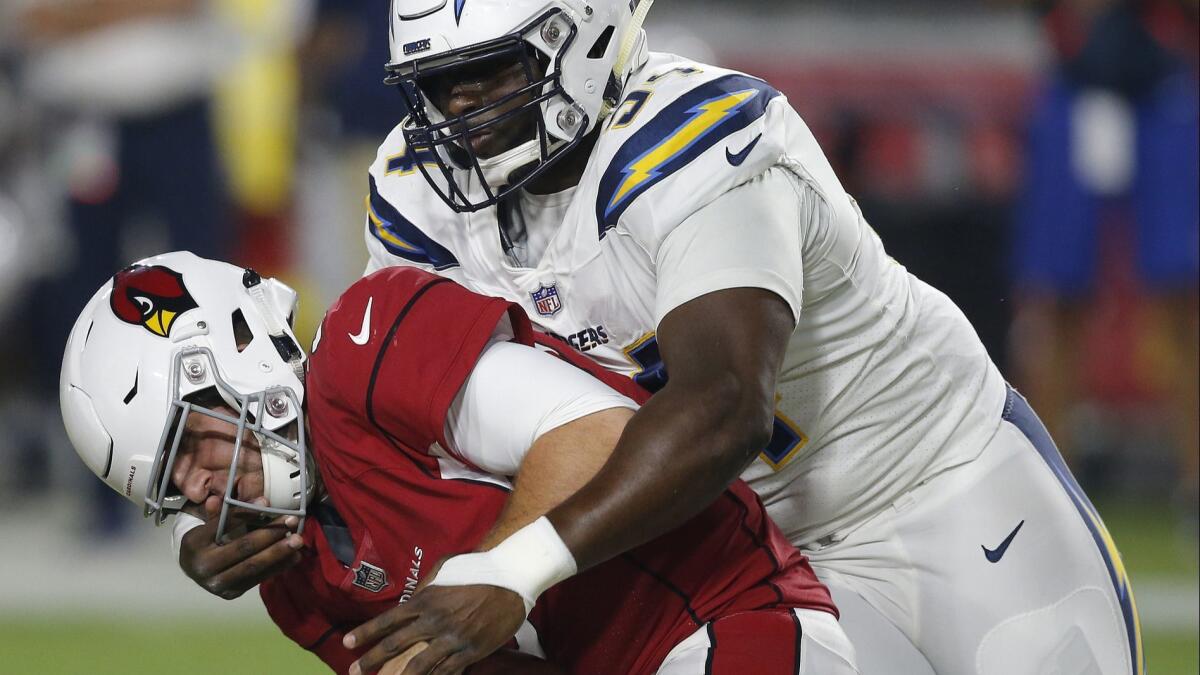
left=349, top=297, right=373, bottom=346
left=982, top=520, right=1025, bottom=563
left=725, top=133, right=762, bottom=166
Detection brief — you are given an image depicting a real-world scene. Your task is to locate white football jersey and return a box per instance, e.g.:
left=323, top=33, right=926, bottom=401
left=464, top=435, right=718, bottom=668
left=363, top=53, right=1008, bottom=545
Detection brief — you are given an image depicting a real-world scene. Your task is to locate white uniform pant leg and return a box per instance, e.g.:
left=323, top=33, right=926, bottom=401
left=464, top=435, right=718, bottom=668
left=805, top=393, right=1142, bottom=675
left=655, top=609, right=859, bottom=674
left=823, top=582, right=936, bottom=675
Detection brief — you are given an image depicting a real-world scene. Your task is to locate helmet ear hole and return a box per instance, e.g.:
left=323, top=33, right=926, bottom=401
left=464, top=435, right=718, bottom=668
left=587, top=25, right=616, bottom=59
left=231, top=308, right=254, bottom=353
left=526, top=44, right=549, bottom=70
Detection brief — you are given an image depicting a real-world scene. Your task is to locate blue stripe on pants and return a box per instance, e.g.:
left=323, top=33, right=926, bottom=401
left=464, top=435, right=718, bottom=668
left=1002, top=386, right=1144, bottom=675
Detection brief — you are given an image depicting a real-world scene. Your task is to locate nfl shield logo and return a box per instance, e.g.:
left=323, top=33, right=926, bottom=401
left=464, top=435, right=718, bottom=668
left=352, top=561, right=389, bottom=593
left=531, top=283, right=563, bottom=317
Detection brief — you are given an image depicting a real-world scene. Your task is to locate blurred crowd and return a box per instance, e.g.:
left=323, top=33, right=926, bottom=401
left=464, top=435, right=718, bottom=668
left=1013, top=0, right=1198, bottom=517
left=0, top=0, right=1194, bottom=535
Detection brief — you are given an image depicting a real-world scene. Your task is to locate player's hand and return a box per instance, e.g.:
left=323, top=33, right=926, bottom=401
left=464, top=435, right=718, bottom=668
left=179, top=511, right=304, bottom=599
left=344, top=583, right=525, bottom=675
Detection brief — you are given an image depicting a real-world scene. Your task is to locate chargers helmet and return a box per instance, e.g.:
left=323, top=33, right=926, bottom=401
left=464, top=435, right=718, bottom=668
left=385, top=0, right=654, bottom=212
left=59, top=251, right=312, bottom=542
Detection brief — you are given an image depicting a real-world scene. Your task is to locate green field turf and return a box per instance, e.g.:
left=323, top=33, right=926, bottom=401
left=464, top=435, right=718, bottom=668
left=0, top=618, right=1195, bottom=674
left=1097, top=498, right=1199, bottom=579
left=1098, top=497, right=1200, bottom=674
left=0, top=619, right=328, bottom=675
left=1145, top=631, right=1200, bottom=674
left=2, top=498, right=1194, bottom=674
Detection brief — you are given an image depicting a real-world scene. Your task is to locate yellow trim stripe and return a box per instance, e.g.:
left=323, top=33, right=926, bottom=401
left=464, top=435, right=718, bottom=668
left=1085, top=505, right=1144, bottom=673
left=365, top=195, right=422, bottom=254
left=608, top=89, right=759, bottom=211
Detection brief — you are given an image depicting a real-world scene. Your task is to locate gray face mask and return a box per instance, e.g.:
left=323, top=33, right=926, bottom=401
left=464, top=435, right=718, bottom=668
left=144, top=346, right=311, bottom=544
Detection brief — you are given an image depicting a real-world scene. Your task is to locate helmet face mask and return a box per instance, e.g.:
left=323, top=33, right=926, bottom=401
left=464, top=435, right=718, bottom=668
left=410, top=42, right=550, bottom=164
left=389, top=10, right=588, bottom=212
left=145, top=346, right=310, bottom=544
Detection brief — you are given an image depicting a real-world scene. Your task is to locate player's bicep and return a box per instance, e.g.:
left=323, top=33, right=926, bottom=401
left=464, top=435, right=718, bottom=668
left=654, top=166, right=809, bottom=326
left=444, top=341, right=638, bottom=476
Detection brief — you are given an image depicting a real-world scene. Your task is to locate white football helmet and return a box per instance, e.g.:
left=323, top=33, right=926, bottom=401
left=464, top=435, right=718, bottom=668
left=385, top=0, right=654, bottom=211
left=59, top=251, right=312, bottom=542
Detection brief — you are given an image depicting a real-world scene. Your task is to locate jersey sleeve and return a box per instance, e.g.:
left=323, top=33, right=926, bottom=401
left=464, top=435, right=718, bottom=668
left=364, top=124, right=461, bottom=275
left=592, top=68, right=788, bottom=258
left=259, top=572, right=358, bottom=675
left=444, top=340, right=639, bottom=476
left=653, top=165, right=808, bottom=325
left=307, top=266, right=535, bottom=468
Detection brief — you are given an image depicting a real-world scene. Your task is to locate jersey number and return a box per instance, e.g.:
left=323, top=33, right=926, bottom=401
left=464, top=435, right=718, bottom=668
left=607, top=66, right=703, bottom=131
left=624, top=333, right=807, bottom=471
left=386, top=146, right=437, bottom=177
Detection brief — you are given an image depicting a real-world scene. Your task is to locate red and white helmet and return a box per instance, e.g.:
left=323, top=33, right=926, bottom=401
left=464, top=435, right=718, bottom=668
left=385, top=0, right=654, bottom=211
left=59, top=252, right=312, bottom=541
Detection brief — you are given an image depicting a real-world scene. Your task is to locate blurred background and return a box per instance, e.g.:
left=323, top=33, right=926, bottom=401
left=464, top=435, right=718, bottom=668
left=0, top=0, right=1195, bottom=672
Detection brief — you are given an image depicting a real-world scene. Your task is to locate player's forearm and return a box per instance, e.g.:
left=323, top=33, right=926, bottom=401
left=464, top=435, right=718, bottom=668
left=427, top=289, right=791, bottom=614
left=546, top=374, right=772, bottom=572
left=543, top=287, right=796, bottom=572
left=476, top=407, right=632, bottom=550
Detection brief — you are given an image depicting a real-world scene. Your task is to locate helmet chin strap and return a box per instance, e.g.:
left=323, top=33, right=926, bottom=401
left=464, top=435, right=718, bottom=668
left=615, top=0, right=654, bottom=78
left=477, top=136, right=544, bottom=189
left=599, top=0, right=655, bottom=120
left=244, top=273, right=305, bottom=382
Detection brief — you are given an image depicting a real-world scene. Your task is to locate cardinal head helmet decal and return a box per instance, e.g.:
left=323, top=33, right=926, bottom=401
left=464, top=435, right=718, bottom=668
left=109, top=264, right=199, bottom=338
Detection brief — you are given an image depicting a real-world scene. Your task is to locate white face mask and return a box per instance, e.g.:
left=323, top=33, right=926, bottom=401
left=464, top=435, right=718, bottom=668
left=146, top=346, right=311, bottom=544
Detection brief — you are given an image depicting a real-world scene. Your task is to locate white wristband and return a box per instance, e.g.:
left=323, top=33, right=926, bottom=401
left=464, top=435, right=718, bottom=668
left=428, top=516, right=578, bottom=616
left=172, top=512, right=205, bottom=562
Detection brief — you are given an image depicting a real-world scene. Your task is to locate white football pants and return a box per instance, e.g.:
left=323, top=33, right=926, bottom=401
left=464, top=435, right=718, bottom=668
left=804, top=388, right=1142, bottom=675
left=656, top=607, right=859, bottom=674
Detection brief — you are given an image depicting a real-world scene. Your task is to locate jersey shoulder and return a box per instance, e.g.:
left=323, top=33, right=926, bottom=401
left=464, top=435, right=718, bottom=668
left=313, top=266, right=444, bottom=360
left=366, top=123, right=464, bottom=270
left=309, top=267, right=535, bottom=455
left=588, top=54, right=790, bottom=242
left=307, top=266, right=446, bottom=413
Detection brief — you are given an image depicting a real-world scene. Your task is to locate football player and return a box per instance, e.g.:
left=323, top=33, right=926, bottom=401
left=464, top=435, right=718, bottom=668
left=280, top=0, right=1137, bottom=673
left=60, top=252, right=858, bottom=674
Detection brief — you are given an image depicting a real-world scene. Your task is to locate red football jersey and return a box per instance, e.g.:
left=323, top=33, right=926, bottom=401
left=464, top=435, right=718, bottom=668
left=260, top=266, right=836, bottom=675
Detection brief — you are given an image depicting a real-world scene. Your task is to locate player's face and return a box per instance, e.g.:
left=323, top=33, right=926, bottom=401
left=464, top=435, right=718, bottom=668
left=419, top=52, right=543, bottom=159
left=169, top=404, right=265, bottom=521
